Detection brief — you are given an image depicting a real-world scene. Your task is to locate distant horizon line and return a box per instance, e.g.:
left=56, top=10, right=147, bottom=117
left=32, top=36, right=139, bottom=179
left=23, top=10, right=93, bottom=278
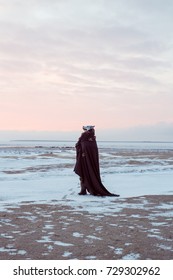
left=10, top=139, right=173, bottom=143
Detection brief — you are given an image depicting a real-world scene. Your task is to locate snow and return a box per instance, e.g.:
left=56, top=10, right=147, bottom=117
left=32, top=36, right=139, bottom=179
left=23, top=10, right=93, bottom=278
left=0, top=171, right=173, bottom=214
left=0, top=141, right=173, bottom=213
left=1, top=141, right=173, bottom=261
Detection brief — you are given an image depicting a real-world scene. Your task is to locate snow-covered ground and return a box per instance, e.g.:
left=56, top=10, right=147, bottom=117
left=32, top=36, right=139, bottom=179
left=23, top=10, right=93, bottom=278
left=0, top=140, right=173, bottom=213
left=0, top=141, right=173, bottom=261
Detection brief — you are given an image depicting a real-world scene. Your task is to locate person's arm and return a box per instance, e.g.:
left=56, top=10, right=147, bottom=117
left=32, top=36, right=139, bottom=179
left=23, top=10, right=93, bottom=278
left=75, top=132, right=85, bottom=148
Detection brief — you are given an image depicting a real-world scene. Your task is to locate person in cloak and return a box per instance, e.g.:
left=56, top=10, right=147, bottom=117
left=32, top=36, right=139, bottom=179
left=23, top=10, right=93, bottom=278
left=74, top=125, right=119, bottom=197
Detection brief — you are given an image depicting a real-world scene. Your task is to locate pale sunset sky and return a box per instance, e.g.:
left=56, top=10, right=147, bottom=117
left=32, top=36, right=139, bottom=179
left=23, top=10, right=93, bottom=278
left=0, top=0, right=173, bottom=141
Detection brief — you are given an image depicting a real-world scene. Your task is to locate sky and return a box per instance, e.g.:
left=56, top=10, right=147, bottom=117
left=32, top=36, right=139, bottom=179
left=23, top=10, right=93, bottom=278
left=0, top=0, right=173, bottom=141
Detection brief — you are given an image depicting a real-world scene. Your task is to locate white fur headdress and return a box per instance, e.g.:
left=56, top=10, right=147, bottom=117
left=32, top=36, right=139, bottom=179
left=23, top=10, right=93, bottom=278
left=83, top=125, right=95, bottom=131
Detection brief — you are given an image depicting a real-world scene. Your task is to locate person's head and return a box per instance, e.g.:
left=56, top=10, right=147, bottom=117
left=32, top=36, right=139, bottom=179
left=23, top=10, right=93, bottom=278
left=82, top=125, right=95, bottom=131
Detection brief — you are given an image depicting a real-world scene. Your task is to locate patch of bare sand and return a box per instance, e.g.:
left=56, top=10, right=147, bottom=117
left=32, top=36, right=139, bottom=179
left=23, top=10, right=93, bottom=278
left=0, top=195, right=173, bottom=260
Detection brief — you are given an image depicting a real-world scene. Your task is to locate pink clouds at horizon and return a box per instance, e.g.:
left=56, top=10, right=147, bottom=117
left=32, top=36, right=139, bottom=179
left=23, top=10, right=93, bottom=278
left=0, top=0, right=173, bottom=137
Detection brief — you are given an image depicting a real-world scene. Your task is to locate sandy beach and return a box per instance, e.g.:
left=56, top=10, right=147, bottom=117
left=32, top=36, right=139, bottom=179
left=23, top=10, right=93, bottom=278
left=0, top=195, right=173, bottom=260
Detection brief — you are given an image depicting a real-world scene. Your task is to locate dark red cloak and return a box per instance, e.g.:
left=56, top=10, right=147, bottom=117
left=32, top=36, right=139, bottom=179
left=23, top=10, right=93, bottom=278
left=74, top=130, right=118, bottom=196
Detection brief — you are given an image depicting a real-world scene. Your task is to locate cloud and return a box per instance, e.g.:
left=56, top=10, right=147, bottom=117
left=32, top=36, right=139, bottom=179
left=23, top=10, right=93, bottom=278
left=97, top=122, right=173, bottom=141
left=0, top=0, right=173, bottom=132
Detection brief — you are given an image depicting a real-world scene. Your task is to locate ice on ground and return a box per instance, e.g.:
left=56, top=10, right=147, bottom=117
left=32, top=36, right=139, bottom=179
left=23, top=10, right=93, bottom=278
left=0, top=172, right=173, bottom=214
left=122, top=253, right=140, bottom=260
left=54, top=241, right=74, bottom=247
